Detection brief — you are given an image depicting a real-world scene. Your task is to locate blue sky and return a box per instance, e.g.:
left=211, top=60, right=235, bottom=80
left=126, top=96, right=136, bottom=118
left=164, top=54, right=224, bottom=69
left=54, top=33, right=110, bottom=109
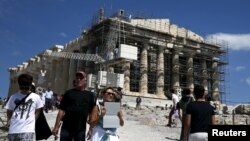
left=0, top=0, right=250, bottom=105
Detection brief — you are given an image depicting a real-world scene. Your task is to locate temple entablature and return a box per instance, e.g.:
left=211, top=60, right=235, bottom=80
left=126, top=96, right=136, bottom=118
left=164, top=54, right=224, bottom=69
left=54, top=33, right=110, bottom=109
left=8, top=67, right=18, bottom=73
left=33, top=56, right=41, bottom=63
left=22, top=62, right=29, bottom=69
left=52, top=45, right=64, bottom=52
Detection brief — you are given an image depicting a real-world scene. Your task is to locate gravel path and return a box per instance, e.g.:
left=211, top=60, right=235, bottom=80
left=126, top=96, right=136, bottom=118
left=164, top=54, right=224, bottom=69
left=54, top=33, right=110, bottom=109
left=42, top=108, right=181, bottom=141
left=1, top=97, right=181, bottom=141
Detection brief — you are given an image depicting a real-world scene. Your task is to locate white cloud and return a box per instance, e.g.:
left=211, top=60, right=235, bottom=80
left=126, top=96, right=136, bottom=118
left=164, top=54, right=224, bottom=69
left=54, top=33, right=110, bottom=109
left=59, top=32, right=67, bottom=37
left=235, top=66, right=246, bottom=71
left=246, top=77, right=250, bottom=86
left=205, top=33, right=250, bottom=51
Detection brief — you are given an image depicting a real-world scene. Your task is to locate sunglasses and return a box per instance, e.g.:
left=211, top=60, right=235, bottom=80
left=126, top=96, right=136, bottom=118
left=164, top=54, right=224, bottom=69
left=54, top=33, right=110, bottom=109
left=76, top=76, right=85, bottom=80
left=105, top=92, right=115, bottom=96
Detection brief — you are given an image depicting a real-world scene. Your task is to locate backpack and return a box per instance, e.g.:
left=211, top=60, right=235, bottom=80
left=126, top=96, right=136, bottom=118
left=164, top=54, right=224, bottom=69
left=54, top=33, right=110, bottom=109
left=177, top=96, right=193, bottom=115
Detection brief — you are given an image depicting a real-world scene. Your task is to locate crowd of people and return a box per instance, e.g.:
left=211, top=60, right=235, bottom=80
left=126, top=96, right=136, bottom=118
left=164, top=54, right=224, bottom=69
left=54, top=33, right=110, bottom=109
left=3, top=70, right=217, bottom=141
left=3, top=71, right=125, bottom=141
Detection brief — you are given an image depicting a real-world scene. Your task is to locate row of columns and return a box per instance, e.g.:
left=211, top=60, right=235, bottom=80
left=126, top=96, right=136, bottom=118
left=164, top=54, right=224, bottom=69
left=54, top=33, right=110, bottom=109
left=134, top=42, right=219, bottom=100
left=8, top=44, right=219, bottom=101
left=41, top=58, right=78, bottom=95
left=8, top=57, right=79, bottom=96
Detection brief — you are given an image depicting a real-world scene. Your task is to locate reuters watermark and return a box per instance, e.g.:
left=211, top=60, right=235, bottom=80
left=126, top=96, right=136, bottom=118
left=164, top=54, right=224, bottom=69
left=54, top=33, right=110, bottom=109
left=208, top=125, right=249, bottom=140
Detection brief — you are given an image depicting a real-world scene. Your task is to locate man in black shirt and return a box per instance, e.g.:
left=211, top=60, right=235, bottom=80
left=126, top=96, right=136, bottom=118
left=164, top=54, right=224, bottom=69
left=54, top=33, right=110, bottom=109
left=183, top=85, right=215, bottom=141
left=52, top=71, right=95, bottom=141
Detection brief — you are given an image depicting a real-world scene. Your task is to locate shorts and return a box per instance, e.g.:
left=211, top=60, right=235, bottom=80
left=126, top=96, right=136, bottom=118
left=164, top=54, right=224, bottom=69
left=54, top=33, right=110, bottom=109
left=189, top=132, right=208, bottom=141
left=8, top=132, right=34, bottom=141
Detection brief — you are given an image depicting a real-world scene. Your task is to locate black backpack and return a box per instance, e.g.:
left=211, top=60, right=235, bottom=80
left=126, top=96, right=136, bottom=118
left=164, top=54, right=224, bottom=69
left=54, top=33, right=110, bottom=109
left=178, top=96, right=193, bottom=115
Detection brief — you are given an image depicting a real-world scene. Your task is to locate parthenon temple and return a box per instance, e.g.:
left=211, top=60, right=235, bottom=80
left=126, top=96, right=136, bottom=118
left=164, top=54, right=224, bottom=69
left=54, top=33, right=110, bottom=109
left=8, top=9, right=228, bottom=102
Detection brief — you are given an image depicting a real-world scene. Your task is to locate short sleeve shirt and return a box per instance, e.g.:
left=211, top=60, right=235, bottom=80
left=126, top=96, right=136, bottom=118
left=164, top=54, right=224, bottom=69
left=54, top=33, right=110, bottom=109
left=186, top=101, right=215, bottom=133
left=5, top=92, right=43, bottom=134
left=59, top=89, right=95, bottom=132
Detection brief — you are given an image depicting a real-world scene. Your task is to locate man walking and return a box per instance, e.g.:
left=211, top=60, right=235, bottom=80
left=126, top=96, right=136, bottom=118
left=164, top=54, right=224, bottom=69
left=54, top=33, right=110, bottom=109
left=183, top=85, right=216, bottom=141
left=136, top=96, right=142, bottom=110
left=177, top=88, right=194, bottom=141
left=5, top=73, right=44, bottom=141
left=52, top=71, right=95, bottom=141
left=166, top=88, right=179, bottom=127
left=45, top=87, right=53, bottom=113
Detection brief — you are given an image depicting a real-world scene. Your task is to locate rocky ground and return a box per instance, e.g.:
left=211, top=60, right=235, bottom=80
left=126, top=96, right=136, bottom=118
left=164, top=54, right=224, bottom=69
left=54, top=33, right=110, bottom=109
left=1, top=95, right=249, bottom=141
left=0, top=96, right=181, bottom=141
left=44, top=103, right=181, bottom=141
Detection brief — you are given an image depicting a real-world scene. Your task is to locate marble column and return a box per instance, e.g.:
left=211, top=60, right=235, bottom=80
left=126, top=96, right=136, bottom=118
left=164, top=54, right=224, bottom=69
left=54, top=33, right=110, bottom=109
left=49, top=60, right=57, bottom=89
left=54, top=59, right=63, bottom=94
left=156, top=46, right=164, bottom=97
left=67, top=59, right=77, bottom=89
left=201, top=59, right=208, bottom=95
left=212, top=61, right=219, bottom=101
left=77, top=60, right=84, bottom=72
left=172, top=51, right=180, bottom=89
left=123, top=62, right=130, bottom=92
left=139, top=43, right=148, bottom=95
left=8, top=69, right=19, bottom=96
left=187, top=54, right=194, bottom=91
left=44, top=58, right=52, bottom=89
left=60, top=59, right=70, bottom=95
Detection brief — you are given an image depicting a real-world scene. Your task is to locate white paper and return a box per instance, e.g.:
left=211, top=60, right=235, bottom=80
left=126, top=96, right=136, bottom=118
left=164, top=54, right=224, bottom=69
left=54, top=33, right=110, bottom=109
left=103, top=102, right=121, bottom=128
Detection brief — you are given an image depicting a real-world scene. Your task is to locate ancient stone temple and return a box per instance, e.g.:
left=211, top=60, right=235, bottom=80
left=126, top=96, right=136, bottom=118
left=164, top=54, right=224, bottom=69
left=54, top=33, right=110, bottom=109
left=8, top=9, right=228, bottom=102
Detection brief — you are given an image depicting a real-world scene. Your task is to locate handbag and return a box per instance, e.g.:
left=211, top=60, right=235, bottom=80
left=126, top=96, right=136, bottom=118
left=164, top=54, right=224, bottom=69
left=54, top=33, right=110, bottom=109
left=35, top=111, right=52, bottom=140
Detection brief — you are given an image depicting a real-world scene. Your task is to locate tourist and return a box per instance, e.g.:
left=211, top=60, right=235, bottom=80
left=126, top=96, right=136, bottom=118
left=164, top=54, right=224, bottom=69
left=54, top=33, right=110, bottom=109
left=183, top=85, right=216, bottom=141
left=52, top=71, right=95, bottom=141
left=45, top=87, right=53, bottom=113
left=166, top=88, right=179, bottom=127
left=5, top=73, right=44, bottom=141
left=117, top=87, right=124, bottom=100
left=136, top=96, right=142, bottom=110
left=87, top=87, right=124, bottom=141
left=176, top=88, right=194, bottom=141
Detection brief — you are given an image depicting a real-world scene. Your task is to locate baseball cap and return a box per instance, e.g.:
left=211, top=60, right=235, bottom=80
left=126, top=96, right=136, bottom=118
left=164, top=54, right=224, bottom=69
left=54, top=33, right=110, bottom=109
left=76, top=71, right=86, bottom=77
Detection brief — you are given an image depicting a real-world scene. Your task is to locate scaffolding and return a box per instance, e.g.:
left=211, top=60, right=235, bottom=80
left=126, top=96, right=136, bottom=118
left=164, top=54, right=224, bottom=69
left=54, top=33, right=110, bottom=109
left=9, top=8, right=229, bottom=103
left=81, top=8, right=229, bottom=101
